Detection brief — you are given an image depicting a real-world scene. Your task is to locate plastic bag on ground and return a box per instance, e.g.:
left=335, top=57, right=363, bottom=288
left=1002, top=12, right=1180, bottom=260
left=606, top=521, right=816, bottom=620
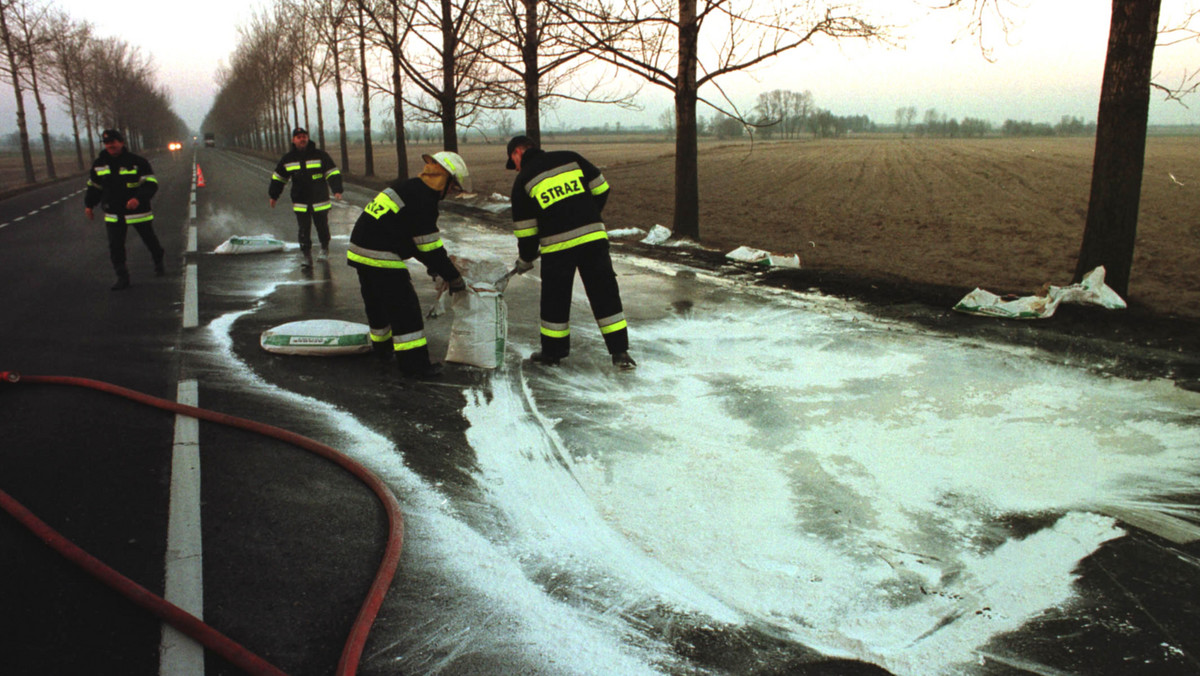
left=725, top=245, right=801, bottom=268
left=953, top=266, right=1127, bottom=319
left=642, top=224, right=672, bottom=245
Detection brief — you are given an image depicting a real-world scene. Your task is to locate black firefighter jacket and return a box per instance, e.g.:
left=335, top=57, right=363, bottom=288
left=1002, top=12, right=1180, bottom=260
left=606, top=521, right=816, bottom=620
left=346, top=177, right=463, bottom=283
left=509, top=147, right=610, bottom=263
left=84, top=149, right=157, bottom=224
left=269, top=144, right=344, bottom=212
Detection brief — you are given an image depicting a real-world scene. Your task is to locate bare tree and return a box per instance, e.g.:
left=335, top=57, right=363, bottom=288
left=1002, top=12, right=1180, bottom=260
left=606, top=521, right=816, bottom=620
left=310, top=0, right=354, bottom=170
left=940, top=0, right=1178, bottom=297
left=752, top=88, right=811, bottom=139
left=561, top=0, right=884, bottom=240
left=0, top=0, right=35, bottom=182
left=475, top=0, right=637, bottom=144
left=1150, top=7, right=1200, bottom=103
left=401, top=0, right=507, bottom=151
left=8, top=0, right=55, bottom=177
left=290, top=0, right=336, bottom=149
left=357, top=0, right=415, bottom=178
left=1075, top=0, right=1162, bottom=297
left=350, top=1, right=376, bottom=175
left=44, top=11, right=91, bottom=171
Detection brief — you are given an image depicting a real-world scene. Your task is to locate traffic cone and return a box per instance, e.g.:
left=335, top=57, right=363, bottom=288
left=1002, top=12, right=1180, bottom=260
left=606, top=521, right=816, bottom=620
left=196, top=165, right=206, bottom=188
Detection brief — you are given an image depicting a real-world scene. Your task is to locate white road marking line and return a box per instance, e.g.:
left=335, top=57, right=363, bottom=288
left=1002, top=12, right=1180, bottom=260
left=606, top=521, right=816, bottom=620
left=1, top=189, right=90, bottom=232
left=184, top=263, right=198, bottom=328
left=160, top=379, right=205, bottom=675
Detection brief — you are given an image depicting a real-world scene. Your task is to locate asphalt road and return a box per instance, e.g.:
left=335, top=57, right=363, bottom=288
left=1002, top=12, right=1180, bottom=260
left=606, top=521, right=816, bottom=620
left=0, top=148, right=420, bottom=675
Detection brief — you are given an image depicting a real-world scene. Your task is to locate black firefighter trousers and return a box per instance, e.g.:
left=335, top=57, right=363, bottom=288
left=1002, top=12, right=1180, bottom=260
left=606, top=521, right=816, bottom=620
left=106, top=214, right=164, bottom=279
left=354, top=265, right=434, bottom=373
left=538, top=238, right=629, bottom=359
left=295, top=206, right=331, bottom=254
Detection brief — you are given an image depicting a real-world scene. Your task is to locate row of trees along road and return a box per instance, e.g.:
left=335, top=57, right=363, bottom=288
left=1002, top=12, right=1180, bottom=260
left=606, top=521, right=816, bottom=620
left=0, top=0, right=1188, bottom=300
left=0, top=0, right=189, bottom=185
left=204, top=0, right=1195, bottom=298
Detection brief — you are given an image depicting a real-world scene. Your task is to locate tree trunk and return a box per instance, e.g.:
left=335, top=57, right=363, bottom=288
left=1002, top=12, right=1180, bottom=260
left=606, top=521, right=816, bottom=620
left=315, top=83, right=326, bottom=150
left=358, top=7, right=375, bottom=177
left=29, top=58, right=56, bottom=178
left=672, top=0, right=700, bottom=240
left=391, top=48, right=408, bottom=180
left=1075, top=0, right=1161, bottom=297
left=301, top=78, right=310, bottom=130
left=65, top=74, right=83, bottom=171
left=82, top=95, right=94, bottom=158
left=522, top=0, right=540, bottom=143
left=440, top=0, right=458, bottom=151
left=290, top=75, right=299, bottom=129
left=0, top=7, right=36, bottom=183
left=332, top=41, right=350, bottom=171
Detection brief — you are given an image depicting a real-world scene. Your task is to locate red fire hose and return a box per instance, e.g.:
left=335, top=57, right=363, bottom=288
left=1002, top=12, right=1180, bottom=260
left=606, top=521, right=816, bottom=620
left=0, top=371, right=404, bottom=676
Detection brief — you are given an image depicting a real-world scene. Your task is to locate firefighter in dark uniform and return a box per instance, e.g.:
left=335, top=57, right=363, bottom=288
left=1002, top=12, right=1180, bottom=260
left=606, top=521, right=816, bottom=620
left=84, top=128, right=165, bottom=290
left=269, top=127, right=343, bottom=267
left=505, top=135, right=636, bottom=370
left=347, top=151, right=470, bottom=379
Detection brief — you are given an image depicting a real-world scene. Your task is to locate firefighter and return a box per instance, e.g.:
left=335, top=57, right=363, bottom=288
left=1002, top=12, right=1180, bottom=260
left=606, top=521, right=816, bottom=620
left=505, top=135, right=636, bottom=370
left=84, top=128, right=165, bottom=291
left=268, top=127, right=344, bottom=267
left=347, top=151, right=470, bottom=379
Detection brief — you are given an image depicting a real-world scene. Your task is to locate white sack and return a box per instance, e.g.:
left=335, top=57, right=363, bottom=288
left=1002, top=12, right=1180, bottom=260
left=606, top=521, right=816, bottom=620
left=260, top=319, right=372, bottom=355
left=445, top=285, right=508, bottom=369
left=215, top=234, right=286, bottom=254
left=953, top=266, right=1127, bottom=320
left=725, top=245, right=801, bottom=268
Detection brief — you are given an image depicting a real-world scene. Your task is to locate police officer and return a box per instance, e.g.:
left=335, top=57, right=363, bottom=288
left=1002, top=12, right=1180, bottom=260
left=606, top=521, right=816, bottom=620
left=84, top=128, right=165, bottom=290
left=347, top=152, right=470, bottom=379
left=269, top=127, right=344, bottom=267
left=505, top=135, right=636, bottom=370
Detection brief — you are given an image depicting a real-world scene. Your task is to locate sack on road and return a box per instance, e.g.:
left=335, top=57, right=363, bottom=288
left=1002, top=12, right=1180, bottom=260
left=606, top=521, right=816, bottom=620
left=261, top=319, right=372, bottom=355
left=214, top=234, right=286, bottom=254
left=445, top=285, right=507, bottom=369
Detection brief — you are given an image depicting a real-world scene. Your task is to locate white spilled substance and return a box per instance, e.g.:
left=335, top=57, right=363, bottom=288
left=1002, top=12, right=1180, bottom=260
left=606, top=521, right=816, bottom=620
left=462, top=304, right=1200, bottom=675
left=208, top=306, right=669, bottom=674
left=210, top=216, right=1200, bottom=675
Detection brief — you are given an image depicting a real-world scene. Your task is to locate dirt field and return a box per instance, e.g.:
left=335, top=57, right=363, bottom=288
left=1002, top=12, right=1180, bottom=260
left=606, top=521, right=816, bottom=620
left=426, top=136, right=1197, bottom=319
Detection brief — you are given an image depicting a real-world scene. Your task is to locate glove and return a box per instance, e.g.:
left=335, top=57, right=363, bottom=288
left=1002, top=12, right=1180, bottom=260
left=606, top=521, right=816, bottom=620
left=449, top=277, right=466, bottom=294
left=514, top=258, right=535, bottom=274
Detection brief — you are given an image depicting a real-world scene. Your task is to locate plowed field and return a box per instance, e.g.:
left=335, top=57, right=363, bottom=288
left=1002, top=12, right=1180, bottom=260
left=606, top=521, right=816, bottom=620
left=464, top=136, right=1200, bottom=320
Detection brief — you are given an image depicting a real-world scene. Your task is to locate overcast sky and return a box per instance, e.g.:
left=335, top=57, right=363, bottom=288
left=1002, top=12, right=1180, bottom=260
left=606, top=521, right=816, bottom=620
left=5, top=0, right=1200, bottom=137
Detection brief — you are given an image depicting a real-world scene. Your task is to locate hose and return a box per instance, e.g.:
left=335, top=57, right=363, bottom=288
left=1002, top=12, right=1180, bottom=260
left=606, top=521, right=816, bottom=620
left=0, top=371, right=404, bottom=676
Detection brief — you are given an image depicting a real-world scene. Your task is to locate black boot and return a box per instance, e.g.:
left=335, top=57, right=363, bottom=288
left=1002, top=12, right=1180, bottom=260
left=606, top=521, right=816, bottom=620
left=111, top=276, right=131, bottom=291
left=154, top=256, right=165, bottom=276
left=528, top=351, right=563, bottom=366
left=611, top=352, right=637, bottom=370
left=401, top=361, right=443, bottom=380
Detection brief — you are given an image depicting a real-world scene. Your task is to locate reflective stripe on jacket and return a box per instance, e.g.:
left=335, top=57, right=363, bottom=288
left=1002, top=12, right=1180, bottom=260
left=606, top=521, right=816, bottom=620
left=346, top=178, right=461, bottom=283
left=510, top=148, right=610, bottom=261
left=269, top=144, right=344, bottom=206
left=84, top=149, right=157, bottom=217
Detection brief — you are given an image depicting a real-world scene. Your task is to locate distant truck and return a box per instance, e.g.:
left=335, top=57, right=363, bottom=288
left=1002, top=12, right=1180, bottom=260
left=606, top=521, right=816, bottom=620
left=204, top=132, right=215, bottom=147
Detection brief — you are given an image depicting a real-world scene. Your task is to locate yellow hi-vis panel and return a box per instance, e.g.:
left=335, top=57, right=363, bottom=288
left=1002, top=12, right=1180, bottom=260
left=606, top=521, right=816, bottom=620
left=532, top=169, right=585, bottom=209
